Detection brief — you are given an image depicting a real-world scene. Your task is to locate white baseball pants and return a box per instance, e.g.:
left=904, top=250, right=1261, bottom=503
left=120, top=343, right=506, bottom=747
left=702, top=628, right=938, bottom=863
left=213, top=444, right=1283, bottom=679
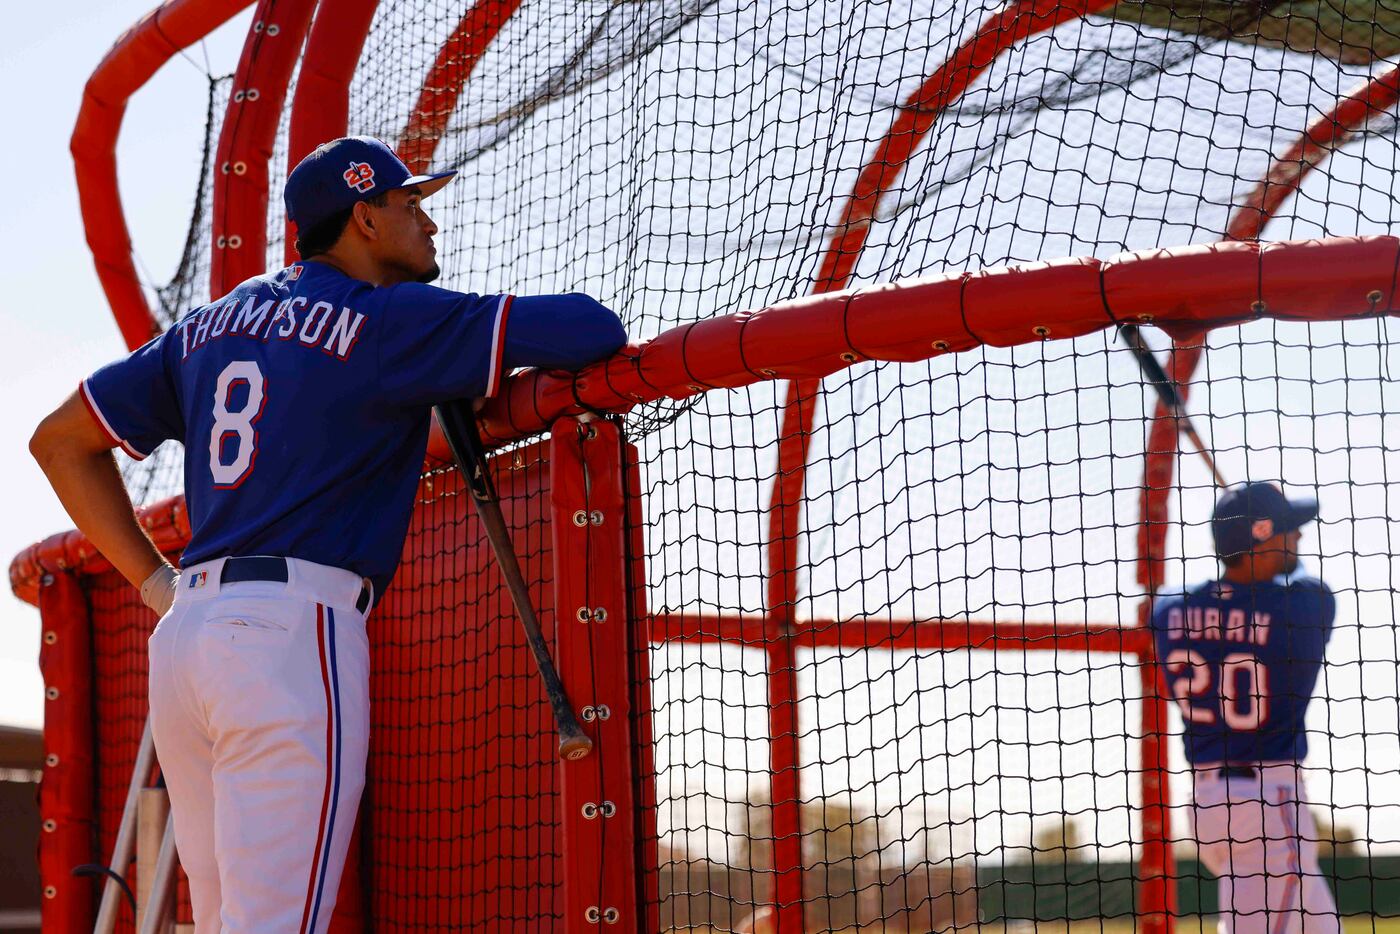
left=1192, top=763, right=1339, bottom=934
left=147, top=557, right=370, bottom=933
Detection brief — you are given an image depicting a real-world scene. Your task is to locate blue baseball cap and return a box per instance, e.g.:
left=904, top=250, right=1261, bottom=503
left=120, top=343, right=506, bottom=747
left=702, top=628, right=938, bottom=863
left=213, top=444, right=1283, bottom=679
left=1212, top=482, right=1318, bottom=558
left=284, top=136, right=456, bottom=233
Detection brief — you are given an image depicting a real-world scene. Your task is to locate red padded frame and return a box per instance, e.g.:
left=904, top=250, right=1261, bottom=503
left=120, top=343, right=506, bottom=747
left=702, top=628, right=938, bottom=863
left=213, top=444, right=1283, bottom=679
left=552, top=419, right=646, bottom=932
left=71, top=0, right=253, bottom=351
left=49, top=1, right=1400, bottom=930
left=34, top=571, right=95, bottom=929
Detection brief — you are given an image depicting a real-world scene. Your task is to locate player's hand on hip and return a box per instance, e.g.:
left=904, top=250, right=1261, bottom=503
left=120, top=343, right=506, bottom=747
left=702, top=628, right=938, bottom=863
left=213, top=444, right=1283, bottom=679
left=141, top=564, right=180, bottom=617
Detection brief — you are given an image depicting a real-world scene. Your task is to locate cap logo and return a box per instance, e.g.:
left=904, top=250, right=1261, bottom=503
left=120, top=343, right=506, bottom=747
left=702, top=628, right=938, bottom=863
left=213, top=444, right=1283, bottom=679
left=343, top=160, right=376, bottom=193
left=1251, top=518, right=1274, bottom=542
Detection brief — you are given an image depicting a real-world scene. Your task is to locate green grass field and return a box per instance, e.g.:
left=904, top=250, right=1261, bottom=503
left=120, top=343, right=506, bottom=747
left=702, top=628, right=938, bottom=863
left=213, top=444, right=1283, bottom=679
left=683, top=917, right=1400, bottom=932
left=909, top=920, right=1400, bottom=933
left=1039, top=919, right=1400, bottom=934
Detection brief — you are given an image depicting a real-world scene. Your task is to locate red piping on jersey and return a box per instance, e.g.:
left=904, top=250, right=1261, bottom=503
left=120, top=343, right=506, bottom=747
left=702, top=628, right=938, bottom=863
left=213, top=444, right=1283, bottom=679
left=485, top=295, right=513, bottom=398
left=78, top=380, right=147, bottom=462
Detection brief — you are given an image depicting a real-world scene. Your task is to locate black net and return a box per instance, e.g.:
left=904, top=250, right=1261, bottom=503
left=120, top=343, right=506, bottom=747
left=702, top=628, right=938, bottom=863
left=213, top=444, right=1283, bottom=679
left=121, top=74, right=232, bottom=508
left=94, top=0, right=1400, bottom=929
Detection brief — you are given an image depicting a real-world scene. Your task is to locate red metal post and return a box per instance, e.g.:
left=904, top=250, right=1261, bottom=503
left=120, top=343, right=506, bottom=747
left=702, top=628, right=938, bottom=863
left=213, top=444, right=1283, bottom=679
left=1228, top=63, right=1400, bottom=243
left=1134, top=340, right=1205, bottom=933
left=764, top=376, right=819, bottom=932
left=765, top=637, right=804, bottom=931
left=1137, top=603, right=1176, bottom=934
left=621, top=439, right=661, bottom=934
left=397, top=0, right=525, bottom=172
left=551, top=418, right=643, bottom=933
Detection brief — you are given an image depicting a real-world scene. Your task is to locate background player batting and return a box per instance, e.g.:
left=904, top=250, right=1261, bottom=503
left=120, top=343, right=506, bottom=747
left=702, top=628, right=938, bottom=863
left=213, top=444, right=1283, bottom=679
left=1152, top=481, right=1337, bottom=934
left=28, top=136, right=627, bottom=932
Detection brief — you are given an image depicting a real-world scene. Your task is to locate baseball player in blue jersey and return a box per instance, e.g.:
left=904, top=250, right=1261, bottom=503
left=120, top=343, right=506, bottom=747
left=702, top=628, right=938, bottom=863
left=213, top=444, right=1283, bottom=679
left=1151, top=482, right=1337, bottom=934
left=30, top=136, right=627, bottom=932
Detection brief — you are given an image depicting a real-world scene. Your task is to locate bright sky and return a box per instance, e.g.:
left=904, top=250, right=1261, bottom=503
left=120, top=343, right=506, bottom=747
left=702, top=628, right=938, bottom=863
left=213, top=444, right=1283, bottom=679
left=0, top=3, right=251, bottom=728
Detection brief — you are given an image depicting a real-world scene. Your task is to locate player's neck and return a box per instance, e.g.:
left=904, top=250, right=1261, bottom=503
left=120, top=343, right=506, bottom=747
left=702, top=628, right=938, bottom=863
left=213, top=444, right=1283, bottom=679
left=1221, top=562, right=1279, bottom=585
left=307, top=249, right=412, bottom=288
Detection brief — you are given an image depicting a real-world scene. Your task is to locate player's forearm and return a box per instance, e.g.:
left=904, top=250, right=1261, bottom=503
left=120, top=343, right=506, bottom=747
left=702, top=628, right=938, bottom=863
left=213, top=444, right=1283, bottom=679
left=506, top=294, right=627, bottom=371
left=30, top=436, right=167, bottom=590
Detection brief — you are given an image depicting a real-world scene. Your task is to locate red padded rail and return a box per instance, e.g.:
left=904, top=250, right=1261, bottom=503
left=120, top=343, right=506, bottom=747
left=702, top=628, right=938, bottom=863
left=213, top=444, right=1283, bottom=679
left=13, top=497, right=191, bottom=605
left=12, top=234, right=1399, bottom=604
left=72, top=0, right=253, bottom=352
left=475, top=235, right=1399, bottom=443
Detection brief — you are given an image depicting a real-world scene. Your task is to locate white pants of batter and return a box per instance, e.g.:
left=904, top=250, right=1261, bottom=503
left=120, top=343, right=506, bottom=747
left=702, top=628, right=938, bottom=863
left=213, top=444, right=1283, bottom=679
left=148, top=557, right=370, bottom=933
left=1192, top=763, right=1339, bottom=934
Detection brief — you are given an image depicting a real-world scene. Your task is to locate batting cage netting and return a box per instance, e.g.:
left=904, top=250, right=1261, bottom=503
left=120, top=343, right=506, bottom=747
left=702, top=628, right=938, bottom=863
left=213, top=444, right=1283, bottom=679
left=13, top=0, right=1400, bottom=930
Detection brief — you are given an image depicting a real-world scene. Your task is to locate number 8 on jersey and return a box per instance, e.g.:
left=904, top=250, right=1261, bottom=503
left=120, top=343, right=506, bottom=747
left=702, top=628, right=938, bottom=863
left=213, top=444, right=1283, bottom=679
left=209, top=360, right=266, bottom=488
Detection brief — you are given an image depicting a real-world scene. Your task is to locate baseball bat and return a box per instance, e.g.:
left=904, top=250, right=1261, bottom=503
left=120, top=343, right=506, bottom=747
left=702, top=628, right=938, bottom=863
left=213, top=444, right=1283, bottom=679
left=1117, top=323, right=1228, bottom=489
left=434, top=400, right=594, bottom=761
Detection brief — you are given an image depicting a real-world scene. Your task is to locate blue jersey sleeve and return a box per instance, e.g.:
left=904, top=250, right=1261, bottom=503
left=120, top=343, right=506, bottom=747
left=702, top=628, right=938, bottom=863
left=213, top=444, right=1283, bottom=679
left=502, top=294, right=628, bottom=372
left=1279, top=576, right=1336, bottom=658
left=1149, top=592, right=1183, bottom=654
left=377, top=286, right=626, bottom=406
left=81, top=331, right=183, bottom=460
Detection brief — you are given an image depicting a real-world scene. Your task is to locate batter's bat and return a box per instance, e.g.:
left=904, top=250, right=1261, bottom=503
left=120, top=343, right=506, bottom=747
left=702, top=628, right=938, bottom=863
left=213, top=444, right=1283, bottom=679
left=1117, top=323, right=1228, bottom=489
left=434, top=400, right=594, bottom=761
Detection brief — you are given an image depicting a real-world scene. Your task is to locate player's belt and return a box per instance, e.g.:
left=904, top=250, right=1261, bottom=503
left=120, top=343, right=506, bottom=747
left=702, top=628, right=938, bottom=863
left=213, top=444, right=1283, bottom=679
left=221, top=556, right=371, bottom=613
left=1216, top=765, right=1258, bottom=779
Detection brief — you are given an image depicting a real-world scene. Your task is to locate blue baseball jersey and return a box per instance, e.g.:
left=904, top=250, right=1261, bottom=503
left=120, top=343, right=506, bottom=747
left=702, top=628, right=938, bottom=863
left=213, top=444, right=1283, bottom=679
left=1150, top=576, right=1334, bottom=764
left=81, top=260, right=626, bottom=597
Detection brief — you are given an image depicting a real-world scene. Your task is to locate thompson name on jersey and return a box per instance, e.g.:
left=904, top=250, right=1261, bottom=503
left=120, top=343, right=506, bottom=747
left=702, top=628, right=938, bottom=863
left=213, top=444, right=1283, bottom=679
left=80, top=261, right=627, bottom=598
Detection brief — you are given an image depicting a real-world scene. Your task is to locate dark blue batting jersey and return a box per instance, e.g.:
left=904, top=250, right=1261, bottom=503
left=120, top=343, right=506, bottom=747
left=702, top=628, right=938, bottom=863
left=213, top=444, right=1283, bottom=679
left=81, top=260, right=626, bottom=597
left=1150, top=576, right=1334, bottom=764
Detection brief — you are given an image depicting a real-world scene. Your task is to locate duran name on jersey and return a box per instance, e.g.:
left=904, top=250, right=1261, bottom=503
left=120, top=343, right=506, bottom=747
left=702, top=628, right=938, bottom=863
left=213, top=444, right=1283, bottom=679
left=1150, top=577, right=1335, bottom=765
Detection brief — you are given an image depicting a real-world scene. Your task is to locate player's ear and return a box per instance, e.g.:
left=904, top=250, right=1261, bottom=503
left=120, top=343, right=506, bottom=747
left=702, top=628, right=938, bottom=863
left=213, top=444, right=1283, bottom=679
left=350, top=200, right=378, bottom=240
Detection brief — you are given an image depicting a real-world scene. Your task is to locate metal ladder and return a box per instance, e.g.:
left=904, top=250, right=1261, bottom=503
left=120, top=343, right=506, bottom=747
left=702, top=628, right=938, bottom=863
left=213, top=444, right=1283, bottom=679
left=93, top=720, right=184, bottom=934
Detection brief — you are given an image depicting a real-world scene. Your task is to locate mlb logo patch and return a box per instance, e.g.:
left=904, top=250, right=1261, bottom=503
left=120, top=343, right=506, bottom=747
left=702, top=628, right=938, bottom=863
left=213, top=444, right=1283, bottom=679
left=189, top=571, right=208, bottom=590
left=343, top=160, right=376, bottom=193
left=288, top=264, right=302, bottom=280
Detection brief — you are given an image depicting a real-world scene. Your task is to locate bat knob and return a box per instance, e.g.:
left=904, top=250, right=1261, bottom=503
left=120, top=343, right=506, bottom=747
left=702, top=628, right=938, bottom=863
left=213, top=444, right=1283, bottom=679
left=560, top=734, right=595, bottom=761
